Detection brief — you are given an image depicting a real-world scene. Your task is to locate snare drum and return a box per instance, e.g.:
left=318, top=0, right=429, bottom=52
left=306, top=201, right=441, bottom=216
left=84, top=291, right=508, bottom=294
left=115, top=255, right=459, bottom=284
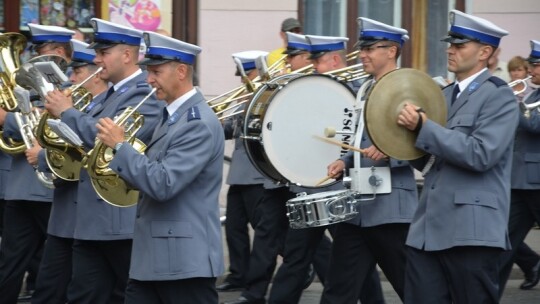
left=243, top=74, right=356, bottom=187
left=286, top=190, right=358, bottom=229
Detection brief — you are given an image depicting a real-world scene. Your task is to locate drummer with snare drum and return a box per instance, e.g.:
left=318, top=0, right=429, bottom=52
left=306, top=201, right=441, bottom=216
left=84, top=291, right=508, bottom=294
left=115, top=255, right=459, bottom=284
left=321, top=17, right=418, bottom=303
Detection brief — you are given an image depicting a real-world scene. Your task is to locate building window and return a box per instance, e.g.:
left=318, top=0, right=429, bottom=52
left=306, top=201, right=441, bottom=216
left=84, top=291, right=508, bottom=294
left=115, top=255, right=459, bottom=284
left=20, top=0, right=96, bottom=30
left=357, top=0, right=399, bottom=27
left=302, top=0, right=347, bottom=36
left=427, top=0, right=451, bottom=78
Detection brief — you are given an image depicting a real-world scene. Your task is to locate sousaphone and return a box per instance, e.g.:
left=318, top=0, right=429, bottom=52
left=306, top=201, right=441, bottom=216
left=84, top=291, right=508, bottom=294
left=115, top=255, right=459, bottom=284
left=364, top=68, right=447, bottom=160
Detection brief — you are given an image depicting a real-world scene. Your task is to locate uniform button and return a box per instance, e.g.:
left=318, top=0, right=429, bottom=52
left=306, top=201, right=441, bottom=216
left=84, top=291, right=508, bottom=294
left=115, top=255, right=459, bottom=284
left=117, top=167, right=122, bottom=172
left=424, top=146, right=430, bottom=150
left=397, top=161, right=402, bottom=165
left=475, top=198, right=480, bottom=202
left=168, top=229, right=173, bottom=234
left=431, top=186, right=435, bottom=190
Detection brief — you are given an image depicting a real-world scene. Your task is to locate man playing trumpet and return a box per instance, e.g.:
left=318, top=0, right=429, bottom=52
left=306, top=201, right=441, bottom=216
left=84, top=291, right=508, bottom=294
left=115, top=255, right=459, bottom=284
left=44, top=18, right=161, bottom=303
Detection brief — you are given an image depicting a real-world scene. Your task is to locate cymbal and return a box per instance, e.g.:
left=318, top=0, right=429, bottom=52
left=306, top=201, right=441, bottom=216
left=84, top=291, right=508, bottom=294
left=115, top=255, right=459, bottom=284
left=364, top=68, right=447, bottom=160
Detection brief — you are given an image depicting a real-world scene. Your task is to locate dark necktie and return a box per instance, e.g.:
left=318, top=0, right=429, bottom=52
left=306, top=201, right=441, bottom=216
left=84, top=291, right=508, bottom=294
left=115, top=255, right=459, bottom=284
left=104, top=86, right=115, bottom=100
left=451, top=84, right=460, bottom=105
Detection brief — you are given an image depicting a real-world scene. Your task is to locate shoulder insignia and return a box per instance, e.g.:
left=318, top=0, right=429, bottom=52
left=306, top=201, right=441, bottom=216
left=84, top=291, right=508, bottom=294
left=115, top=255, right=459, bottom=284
left=487, top=76, right=507, bottom=88
left=187, top=106, right=201, bottom=122
left=118, top=85, right=130, bottom=94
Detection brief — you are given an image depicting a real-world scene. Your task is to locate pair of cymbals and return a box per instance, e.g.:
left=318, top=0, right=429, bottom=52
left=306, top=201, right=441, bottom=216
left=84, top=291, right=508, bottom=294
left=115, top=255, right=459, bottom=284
left=364, top=68, right=447, bottom=160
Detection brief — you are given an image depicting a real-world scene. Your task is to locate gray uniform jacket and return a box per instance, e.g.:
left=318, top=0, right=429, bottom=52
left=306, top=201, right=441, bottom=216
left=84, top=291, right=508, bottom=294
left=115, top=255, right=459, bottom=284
left=109, top=90, right=225, bottom=281
left=511, top=89, right=540, bottom=189
left=37, top=149, right=77, bottom=238
left=3, top=113, right=53, bottom=202
left=223, top=105, right=267, bottom=185
left=340, top=141, right=417, bottom=228
left=61, top=71, right=162, bottom=240
left=0, top=151, right=11, bottom=199
left=408, top=70, right=519, bottom=251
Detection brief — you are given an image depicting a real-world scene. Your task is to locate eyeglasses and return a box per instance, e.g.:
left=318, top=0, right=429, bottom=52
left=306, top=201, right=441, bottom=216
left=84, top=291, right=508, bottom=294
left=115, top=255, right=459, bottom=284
left=359, top=45, right=392, bottom=53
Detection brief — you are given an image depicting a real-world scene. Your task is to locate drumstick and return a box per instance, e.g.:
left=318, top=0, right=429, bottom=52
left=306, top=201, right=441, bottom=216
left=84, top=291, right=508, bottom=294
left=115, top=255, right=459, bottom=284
left=315, top=175, right=334, bottom=186
left=313, top=135, right=366, bottom=154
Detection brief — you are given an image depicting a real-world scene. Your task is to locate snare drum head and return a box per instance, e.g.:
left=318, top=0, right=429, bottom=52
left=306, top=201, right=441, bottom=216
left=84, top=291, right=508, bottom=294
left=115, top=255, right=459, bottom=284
left=262, top=74, right=356, bottom=187
left=288, top=189, right=350, bottom=203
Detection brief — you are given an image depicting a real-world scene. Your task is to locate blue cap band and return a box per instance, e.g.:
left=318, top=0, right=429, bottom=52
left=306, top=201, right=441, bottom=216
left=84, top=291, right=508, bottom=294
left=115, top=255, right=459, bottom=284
left=310, top=42, right=345, bottom=52
left=94, top=32, right=141, bottom=46
left=450, top=25, right=500, bottom=47
left=146, top=46, right=196, bottom=65
left=242, top=61, right=256, bottom=71
left=72, top=51, right=95, bottom=63
left=288, top=42, right=311, bottom=51
left=32, top=34, right=71, bottom=43
left=531, top=49, right=540, bottom=58
left=360, top=30, right=403, bottom=45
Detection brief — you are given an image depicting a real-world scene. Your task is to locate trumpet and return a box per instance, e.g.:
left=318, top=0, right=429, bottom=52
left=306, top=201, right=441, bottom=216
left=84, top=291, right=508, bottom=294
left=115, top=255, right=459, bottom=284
left=509, top=76, right=532, bottom=96
left=13, top=111, right=55, bottom=188
left=85, top=88, right=157, bottom=207
left=519, top=99, right=540, bottom=119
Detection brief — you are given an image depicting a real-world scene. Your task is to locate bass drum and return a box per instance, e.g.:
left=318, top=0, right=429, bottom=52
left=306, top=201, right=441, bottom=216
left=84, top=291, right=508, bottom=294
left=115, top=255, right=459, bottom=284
left=243, top=73, right=356, bottom=188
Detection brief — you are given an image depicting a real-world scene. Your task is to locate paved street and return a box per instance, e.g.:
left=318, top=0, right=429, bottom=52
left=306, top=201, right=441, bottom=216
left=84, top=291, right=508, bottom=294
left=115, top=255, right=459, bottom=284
left=217, top=227, right=540, bottom=303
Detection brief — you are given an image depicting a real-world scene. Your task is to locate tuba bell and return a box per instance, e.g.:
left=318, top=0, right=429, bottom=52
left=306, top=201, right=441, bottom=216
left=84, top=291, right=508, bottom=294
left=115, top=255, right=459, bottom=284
left=0, top=33, right=28, bottom=154
left=85, top=88, right=156, bottom=207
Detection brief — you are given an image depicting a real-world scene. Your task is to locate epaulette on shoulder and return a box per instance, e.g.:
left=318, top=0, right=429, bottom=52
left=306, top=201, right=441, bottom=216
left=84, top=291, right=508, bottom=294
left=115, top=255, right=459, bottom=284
left=187, top=106, right=201, bottom=122
left=136, top=81, right=150, bottom=88
left=487, top=76, right=507, bottom=88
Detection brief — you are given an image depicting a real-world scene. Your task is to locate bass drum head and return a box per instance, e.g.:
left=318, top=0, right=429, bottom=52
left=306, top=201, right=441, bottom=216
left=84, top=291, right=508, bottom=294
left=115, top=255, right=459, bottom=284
left=261, top=74, right=356, bottom=187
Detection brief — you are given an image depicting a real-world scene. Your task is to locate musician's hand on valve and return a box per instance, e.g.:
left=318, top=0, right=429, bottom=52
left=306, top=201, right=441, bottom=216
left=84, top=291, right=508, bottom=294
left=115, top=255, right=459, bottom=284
left=327, top=159, right=346, bottom=179
left=96, top=117, right=125, bottom=149
left=44, top=89, right=74, bottom=118
left=25, top=139, right=42, bottom=166
left=397, top=102, right=427, bottom=132
left=363, top=145, right=388, bottom=161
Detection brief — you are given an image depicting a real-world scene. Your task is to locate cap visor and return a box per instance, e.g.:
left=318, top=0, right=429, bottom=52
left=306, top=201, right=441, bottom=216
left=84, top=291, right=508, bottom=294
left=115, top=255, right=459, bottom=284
left=309, top=52, right=326, bottom=60
left=87, top=42, right=116, bottom=49
left=137, top=57, right=173, bottom=66
left=354, top=39, right=379, bottom=49
left=527, top=56, right=540, bottom=64
left=69, top=61, right=91, bottom=68
left=441, top=35, right=471, bottom=44
left=283, top=49, right=303, bottom=55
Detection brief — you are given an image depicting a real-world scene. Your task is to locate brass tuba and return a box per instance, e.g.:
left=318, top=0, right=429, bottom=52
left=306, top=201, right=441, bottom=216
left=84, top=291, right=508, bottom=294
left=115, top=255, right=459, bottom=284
left=85, top=88, right=156, bottom=207
left=0, top=33, right=28, bottom=154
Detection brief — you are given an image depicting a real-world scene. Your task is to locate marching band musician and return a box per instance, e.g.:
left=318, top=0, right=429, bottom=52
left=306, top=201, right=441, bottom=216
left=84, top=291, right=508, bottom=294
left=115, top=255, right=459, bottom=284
left=95, top=31, right=225, bottom=304
left=0, top=24, right=73, bottom=304
left=322, top=18, right=416, bottom=303
left=498, top=39, right=540, bottom=295
left=267, top=34, right=384, bottom=304
left=396, top=10, right=518, bottom=303
left=218, top=51, right=289, bottom=299
left=44, top=18, right=161, bottom=303
left=29, top=39, right=108, bottom=304
left=224, top=51, right=296, bottom=304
